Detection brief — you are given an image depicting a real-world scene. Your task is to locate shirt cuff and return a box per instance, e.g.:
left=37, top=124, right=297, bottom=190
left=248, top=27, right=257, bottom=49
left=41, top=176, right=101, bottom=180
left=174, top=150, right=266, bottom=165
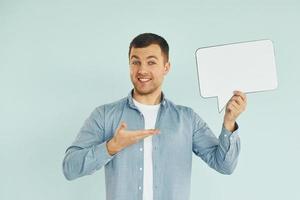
left=94, top=141, right=115, bottom=165
left=219, top=122, right=239, bottom=149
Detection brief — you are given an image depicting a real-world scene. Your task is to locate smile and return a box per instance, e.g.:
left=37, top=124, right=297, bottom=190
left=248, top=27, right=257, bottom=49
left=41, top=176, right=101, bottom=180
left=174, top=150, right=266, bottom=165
left=138, top=78, right=151, bottom=83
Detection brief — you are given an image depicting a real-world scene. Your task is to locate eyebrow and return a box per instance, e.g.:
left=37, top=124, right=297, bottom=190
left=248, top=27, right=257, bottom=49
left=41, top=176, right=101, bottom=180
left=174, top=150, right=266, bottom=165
left=130, top=55, right=158, bottom=60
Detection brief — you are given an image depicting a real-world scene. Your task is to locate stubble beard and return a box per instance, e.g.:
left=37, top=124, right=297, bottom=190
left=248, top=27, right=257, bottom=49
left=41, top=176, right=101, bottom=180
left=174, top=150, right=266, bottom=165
left=133, top=81, right=160, bottom=96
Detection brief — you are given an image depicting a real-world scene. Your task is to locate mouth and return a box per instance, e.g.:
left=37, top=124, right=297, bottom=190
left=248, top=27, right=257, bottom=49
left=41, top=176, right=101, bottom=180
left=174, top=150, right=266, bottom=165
left=137, top=77, right=152, bottom=83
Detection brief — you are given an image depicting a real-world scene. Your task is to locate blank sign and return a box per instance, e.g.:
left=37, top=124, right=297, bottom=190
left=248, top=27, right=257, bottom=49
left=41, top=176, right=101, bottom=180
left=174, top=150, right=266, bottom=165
left=195, top=40, right=278, bottom=112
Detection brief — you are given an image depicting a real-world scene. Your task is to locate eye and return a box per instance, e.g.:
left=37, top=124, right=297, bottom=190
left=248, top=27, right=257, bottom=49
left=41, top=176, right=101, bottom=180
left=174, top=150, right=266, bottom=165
left=131, top=60, right=140, bottom=65
left=148, top=61, right=156, bottom=65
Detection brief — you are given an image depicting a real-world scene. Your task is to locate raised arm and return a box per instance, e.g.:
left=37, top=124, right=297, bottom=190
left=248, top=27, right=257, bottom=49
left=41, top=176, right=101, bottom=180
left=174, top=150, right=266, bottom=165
left=192, top=90, right=247, bottom=175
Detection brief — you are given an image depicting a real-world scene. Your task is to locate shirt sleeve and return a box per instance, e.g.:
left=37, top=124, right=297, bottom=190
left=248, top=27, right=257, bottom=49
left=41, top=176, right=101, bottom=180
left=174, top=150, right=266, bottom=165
left=62, top=105, right=115, bottom=181
left=190, top=108, right=241, bottom=175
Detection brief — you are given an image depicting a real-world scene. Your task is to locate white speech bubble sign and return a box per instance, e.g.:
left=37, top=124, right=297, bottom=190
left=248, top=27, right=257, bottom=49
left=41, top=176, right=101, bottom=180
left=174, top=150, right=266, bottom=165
left=195, top=39, right=278, bottom=112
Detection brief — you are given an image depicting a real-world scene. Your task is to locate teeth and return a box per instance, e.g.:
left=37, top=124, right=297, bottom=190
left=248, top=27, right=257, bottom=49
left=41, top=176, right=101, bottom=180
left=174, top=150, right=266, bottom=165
left=139, top=78, right=150, bottom=82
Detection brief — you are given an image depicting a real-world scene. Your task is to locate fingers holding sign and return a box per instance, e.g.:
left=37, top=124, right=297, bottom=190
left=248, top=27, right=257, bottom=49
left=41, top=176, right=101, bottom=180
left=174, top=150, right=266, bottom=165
left=224, top=91, right=247, bottom=132
left=230, top=91, right=247, bottom=108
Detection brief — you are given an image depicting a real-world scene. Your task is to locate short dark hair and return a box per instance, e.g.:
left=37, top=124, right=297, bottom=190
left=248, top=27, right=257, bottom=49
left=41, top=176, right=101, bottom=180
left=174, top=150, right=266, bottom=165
left=128, top=33, right=169, bottom=62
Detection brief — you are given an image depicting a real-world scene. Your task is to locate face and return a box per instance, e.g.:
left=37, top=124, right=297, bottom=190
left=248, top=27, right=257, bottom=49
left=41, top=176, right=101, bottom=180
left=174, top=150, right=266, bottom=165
left=129, top=44, right=170, bottom=96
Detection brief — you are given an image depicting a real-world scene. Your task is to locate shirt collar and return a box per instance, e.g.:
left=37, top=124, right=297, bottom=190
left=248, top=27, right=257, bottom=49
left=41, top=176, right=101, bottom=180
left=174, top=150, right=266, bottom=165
left=127, top=88, right=167, bottom=109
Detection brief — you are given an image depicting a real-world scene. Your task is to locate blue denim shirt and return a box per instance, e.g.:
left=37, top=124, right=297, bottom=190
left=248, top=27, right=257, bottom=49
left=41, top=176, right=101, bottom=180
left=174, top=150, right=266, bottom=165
left=62, top=89, right=241, bottom=200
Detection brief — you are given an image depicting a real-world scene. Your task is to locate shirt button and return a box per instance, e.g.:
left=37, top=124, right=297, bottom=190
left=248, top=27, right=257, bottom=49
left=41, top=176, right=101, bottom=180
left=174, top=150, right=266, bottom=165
left=140, top=148, right=143, bottom=151
left=139, top=167, right=143, bottom=171
left=230, top=137, right=233, bottom=140
left=224, top=134, right=227, bottom=137
left=138, top=186, right=142, bottom=190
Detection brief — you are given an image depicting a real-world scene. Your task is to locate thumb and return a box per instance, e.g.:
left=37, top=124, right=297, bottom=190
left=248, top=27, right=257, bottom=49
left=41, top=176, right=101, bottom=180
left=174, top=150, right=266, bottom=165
left=118, top=121, right=127, bottom=130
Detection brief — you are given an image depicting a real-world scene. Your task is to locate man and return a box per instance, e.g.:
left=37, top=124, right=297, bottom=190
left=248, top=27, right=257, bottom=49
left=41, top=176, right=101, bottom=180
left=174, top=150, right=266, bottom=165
left=62, top=33, right=247, bottom=200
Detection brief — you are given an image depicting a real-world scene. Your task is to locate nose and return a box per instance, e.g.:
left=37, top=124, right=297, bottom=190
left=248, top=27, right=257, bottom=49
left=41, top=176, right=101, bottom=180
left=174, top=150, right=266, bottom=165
left=137, top=63, right=148, bottom=74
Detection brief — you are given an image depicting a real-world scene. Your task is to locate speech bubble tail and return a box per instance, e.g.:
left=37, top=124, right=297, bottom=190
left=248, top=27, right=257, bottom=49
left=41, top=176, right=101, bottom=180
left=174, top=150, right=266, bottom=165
left=217, top=93, right=232, bottom=113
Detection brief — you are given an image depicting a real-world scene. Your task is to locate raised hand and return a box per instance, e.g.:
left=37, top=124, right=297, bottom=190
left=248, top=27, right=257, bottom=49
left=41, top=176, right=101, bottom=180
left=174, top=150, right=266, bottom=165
left=223, top=91, right=247, bottom=132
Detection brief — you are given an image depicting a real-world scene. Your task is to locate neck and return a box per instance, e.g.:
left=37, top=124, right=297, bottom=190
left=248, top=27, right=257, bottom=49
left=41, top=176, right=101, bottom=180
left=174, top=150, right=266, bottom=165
left=133, top=88, right=162, bottom=105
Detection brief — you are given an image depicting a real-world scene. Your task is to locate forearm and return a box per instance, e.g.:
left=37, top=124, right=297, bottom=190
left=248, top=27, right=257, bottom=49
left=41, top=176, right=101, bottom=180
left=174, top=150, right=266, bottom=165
left=63, top=141, right=114, bottom=180
left=214, top=125, right=241, bottom=174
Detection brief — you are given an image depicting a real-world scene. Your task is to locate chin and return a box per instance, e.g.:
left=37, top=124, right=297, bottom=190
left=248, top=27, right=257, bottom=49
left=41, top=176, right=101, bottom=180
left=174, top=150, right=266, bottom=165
left=135, top=88, right=152, bottom=95
left=133, top=86, right=155, bottom=95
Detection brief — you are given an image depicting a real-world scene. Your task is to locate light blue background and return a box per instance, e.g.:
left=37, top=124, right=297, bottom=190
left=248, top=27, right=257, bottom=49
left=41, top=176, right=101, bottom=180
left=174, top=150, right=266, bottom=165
left=1, top=0, right=299, bottom=199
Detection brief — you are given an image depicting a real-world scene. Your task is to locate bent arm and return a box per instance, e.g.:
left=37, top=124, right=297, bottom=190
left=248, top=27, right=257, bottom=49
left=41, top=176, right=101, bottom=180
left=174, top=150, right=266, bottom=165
left=62, top=106, right=115, bottom=181
left=191, top=109, right=241, bottom=175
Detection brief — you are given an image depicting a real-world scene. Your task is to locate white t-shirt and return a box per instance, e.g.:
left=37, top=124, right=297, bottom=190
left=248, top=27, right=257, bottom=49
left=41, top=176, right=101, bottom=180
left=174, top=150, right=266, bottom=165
left=132, top=98, right=160, bottom=200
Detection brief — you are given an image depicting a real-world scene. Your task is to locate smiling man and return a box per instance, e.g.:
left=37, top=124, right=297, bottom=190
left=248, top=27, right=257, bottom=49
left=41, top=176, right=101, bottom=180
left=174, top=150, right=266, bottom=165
left=62, top=33, right=247, bottom=200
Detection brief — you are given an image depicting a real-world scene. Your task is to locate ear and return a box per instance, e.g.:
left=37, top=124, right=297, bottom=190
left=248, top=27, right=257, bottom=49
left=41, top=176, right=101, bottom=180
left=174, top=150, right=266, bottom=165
left=163, top=61, right=171, bottom=75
